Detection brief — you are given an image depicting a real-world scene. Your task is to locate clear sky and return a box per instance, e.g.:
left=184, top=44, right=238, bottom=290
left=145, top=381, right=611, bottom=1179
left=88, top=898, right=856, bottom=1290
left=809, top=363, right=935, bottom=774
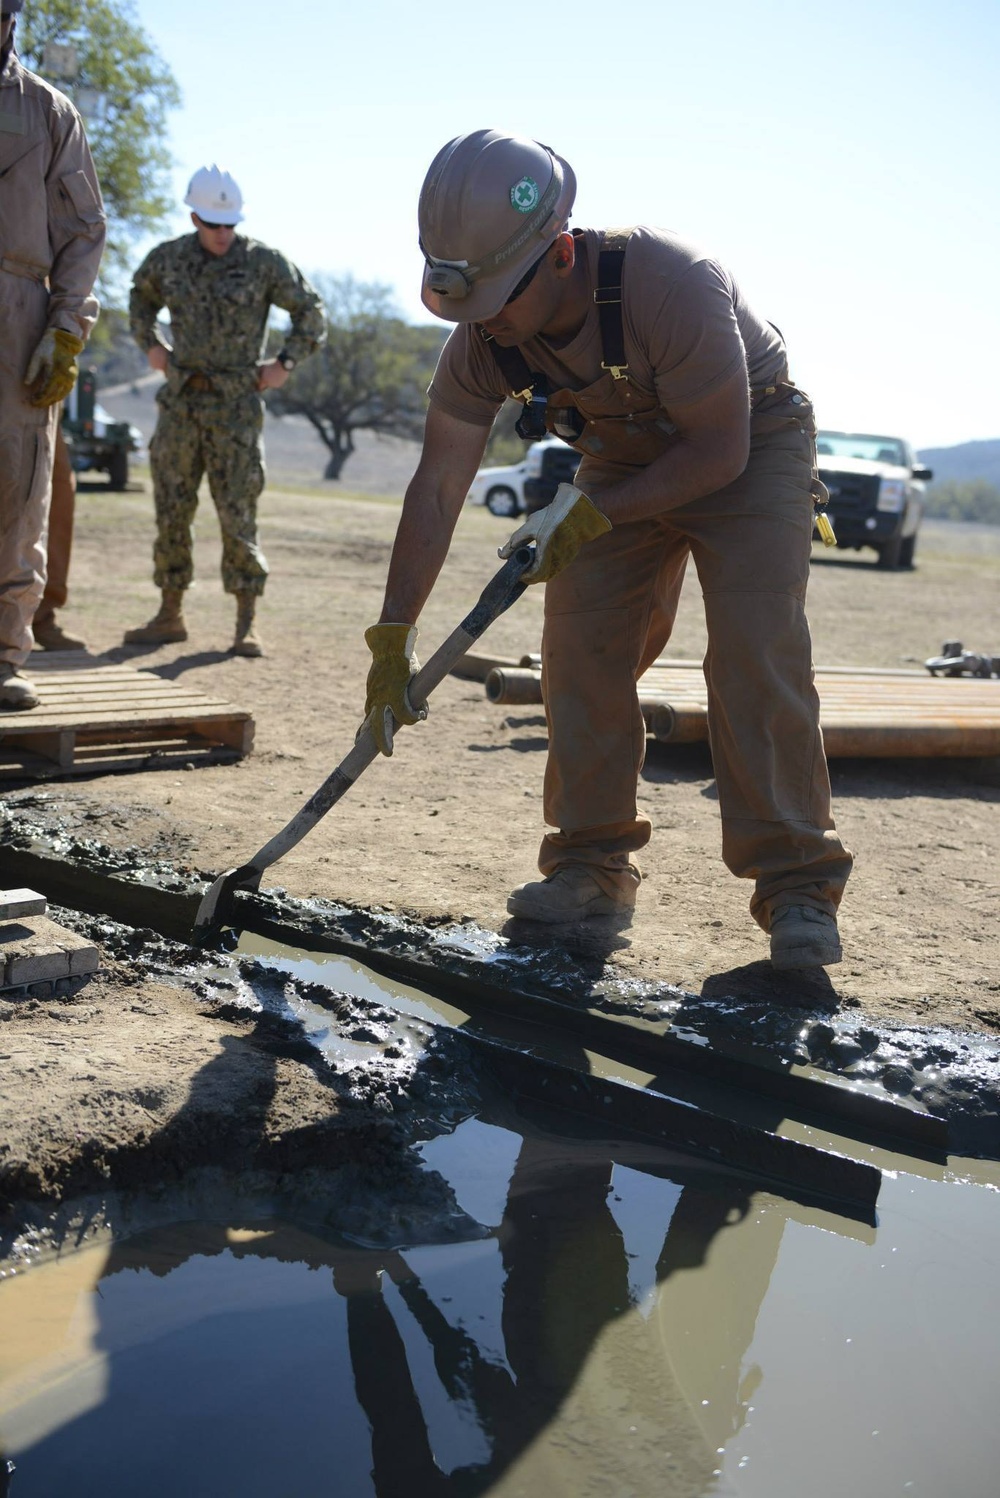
left=131, top=0, right=999, bottom=450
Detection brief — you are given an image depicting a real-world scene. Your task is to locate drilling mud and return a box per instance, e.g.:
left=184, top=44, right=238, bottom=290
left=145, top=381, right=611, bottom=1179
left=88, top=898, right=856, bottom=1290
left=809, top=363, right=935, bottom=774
left=2, top=1104, right=999, bottom=1497
left=3, top=818, right=1000, bottom=1495
left=2, top=797, right=998, bottom=1190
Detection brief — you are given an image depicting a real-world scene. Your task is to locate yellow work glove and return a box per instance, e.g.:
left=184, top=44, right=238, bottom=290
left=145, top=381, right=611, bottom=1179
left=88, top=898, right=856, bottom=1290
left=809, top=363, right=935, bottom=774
left=498, top=482, right=611, bottom=583
left=25, top=329, right=85, bottom=408
left=362, top=623, right=427, bottom=757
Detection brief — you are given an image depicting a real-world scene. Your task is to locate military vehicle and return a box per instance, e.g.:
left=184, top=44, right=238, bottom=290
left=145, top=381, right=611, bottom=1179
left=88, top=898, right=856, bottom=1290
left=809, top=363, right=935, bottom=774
left=62, top=369, right=142, bottom=490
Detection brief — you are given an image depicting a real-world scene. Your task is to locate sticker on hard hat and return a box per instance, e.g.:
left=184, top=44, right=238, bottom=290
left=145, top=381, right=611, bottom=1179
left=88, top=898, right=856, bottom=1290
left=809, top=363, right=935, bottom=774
left=510, top=177, right=540, bottom=213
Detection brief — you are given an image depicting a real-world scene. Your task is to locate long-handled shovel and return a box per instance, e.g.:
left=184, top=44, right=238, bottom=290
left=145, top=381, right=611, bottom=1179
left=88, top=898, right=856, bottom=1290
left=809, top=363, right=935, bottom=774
left=192, top=544, right=536, bottom=944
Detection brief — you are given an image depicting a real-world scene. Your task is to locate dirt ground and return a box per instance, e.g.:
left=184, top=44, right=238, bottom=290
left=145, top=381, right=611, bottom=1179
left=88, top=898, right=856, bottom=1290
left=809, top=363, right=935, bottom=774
left=9, top=472, right=1000, bottom=1041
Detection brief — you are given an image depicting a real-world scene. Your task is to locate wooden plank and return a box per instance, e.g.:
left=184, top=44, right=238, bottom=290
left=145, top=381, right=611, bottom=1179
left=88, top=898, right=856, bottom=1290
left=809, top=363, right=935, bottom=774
left=2, top=707, right=251, bottom=734
left=486, top=657, right=1000, bottom=759
left=1, top=652, right=253, bottom=780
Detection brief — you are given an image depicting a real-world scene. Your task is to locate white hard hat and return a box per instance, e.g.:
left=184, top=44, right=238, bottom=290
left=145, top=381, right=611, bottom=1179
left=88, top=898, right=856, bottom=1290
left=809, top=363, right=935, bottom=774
left=184, top=164, right=244, bottom=225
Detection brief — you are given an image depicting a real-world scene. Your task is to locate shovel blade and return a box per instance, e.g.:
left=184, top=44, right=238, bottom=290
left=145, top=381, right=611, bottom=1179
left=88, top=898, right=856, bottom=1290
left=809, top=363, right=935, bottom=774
left=191, top=863, right=261, bottom=945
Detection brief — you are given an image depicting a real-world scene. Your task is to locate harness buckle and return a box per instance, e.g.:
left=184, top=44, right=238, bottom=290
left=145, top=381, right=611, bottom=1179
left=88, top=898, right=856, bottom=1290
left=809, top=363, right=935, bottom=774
left=600, top=361, right=629, bottom=381
left=594, top=287, right=623, bottom=305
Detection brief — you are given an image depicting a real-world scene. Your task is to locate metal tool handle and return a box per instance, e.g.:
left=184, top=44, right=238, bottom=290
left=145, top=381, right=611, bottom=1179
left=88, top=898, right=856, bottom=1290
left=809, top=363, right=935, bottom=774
left=242, top=546, right=535, bottom=876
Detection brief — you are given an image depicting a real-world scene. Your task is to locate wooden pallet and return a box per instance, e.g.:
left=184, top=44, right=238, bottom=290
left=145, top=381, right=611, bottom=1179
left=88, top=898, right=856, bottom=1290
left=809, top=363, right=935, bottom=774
left=467, top=654, right=1000, bottom=759
left=0, top=652, right=254, bottom=779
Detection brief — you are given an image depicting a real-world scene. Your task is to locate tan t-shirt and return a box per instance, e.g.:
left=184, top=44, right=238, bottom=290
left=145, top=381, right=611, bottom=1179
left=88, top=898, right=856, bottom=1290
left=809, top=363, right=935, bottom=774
left=428, top=226, right=786, bottom=430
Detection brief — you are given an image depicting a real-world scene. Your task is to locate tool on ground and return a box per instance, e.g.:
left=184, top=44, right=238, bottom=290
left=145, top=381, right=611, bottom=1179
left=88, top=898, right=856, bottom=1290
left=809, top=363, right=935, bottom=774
left=924, top=641, right=1000, bottom=678
left=192, top=545, right=536, bottom=944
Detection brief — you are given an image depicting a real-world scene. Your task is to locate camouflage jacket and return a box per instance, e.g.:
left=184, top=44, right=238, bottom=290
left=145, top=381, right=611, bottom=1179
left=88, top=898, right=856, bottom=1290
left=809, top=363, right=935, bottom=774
left=0, top=45, right=106, bottom=340
left=129, top=233, right=325, bottom=398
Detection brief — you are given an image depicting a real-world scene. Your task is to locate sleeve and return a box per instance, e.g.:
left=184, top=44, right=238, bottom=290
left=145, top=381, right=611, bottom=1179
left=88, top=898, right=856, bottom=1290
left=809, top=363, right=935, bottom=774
left=427, top=325, right=509, bottom=428
left=45, top=101, right=107, bottom=342
left=267, top=253, right=326, bottom=363
left=128, top=247, right=167, bottom=353
left=642, top=258, right=749, bottom=410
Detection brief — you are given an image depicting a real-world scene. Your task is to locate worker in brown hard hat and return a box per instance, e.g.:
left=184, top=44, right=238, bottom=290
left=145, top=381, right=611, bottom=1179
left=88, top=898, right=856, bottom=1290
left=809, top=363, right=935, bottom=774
left=362, top=128, right=852, bottom=972
left=0, top=0, right=106, bottom=709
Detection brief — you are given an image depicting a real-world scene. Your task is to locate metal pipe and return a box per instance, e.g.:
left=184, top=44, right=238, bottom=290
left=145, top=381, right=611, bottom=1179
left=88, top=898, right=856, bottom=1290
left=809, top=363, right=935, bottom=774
left=486, top=667, right=544, bottom=705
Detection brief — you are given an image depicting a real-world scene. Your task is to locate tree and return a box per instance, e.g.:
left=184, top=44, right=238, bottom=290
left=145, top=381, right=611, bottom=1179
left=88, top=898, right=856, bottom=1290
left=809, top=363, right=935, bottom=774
left=925, top=480, right=1000, bottom=525
left=267, top=277, right=446, bottom=481
left=17, top=0, right=180, bottom=294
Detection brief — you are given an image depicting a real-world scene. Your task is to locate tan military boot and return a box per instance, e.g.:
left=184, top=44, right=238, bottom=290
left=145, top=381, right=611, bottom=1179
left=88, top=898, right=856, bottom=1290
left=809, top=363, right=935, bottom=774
left=123, top=590, right=187, bottom=645
left=33, top=609, right=88, bottom=651
left=507, top=864, right=639, bottom=922
left=769, top=905, right=843, bottom=970
left=231, top=592, right=263, bottom=657
left=0, top=664, right=40, bottom=711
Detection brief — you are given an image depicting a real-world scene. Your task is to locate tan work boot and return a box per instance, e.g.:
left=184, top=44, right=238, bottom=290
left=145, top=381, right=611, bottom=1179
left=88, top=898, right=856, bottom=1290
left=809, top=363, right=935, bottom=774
left=123, top=589, right=187, bottom=645
left=507, top=864, right=639, bottom=923
left=231, top=592, right=263, bottom=657
left=33, top=610, right=88, bottom=651
left=0, top=663, right=40, bottom=711
left=769, top=905, right=843, bottom=971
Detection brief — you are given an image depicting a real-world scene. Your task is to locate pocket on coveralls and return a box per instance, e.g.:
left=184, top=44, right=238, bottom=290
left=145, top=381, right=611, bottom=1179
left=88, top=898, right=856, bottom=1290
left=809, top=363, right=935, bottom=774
left=48, top=170, right=104, bottom=232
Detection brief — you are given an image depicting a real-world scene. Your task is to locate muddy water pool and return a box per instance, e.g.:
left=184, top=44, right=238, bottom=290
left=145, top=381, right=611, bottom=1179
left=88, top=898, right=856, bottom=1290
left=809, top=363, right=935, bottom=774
left=1, top=941, right=998, bottom=1497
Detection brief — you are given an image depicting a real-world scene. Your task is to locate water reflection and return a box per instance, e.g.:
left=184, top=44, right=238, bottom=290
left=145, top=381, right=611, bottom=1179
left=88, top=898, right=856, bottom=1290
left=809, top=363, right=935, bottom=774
left=0, top=1116, right=812, bottom=1498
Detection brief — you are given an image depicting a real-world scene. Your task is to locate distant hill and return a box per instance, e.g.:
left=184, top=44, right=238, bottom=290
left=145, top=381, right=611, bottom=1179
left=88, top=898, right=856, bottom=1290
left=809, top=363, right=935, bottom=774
left=918, top=438, right=1000, bottom=488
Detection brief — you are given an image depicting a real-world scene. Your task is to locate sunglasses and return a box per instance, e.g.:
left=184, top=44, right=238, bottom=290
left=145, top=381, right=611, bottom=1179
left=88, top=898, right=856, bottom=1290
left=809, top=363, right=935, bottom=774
left=504, top=250, right=547, bottom=306
left=197, top=217, right=232, bottom=232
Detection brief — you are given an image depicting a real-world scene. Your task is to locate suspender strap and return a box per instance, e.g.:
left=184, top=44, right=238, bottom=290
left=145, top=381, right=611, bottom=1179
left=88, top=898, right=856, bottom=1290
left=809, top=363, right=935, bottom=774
left=595, top=228, right=631, bottom=380
left=478, top=325, right=536, bottom=401
left=479, top=225, right=635, bottom=393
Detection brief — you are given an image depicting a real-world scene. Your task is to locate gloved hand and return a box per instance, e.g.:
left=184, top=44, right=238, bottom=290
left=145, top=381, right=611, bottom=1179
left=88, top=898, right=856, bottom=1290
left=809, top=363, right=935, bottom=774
left=25, top=328, right=85, bottom=408
left=361, top=623, right=427, bottom=756
left=498, top=482, right=611, bottom=583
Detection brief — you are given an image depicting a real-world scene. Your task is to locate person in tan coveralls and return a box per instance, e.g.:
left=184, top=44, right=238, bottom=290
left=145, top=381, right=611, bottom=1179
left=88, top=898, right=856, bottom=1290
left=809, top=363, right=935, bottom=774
left=0, top=1, right=105, bottom=709
left=32, top=420, right=87, bottom=650
left=363, top=130, right=852, bottom=972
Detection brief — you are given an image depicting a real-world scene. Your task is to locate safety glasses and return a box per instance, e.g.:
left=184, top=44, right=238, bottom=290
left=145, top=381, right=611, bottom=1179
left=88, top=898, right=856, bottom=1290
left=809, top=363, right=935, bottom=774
left=504, top=250, right=547, bottom=306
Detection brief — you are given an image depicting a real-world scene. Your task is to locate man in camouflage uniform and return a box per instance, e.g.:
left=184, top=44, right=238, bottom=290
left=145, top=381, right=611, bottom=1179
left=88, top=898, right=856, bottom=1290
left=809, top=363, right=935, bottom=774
left=1, top=0, right=105, bottom=709
left=125, top=164, right=325, bottom=656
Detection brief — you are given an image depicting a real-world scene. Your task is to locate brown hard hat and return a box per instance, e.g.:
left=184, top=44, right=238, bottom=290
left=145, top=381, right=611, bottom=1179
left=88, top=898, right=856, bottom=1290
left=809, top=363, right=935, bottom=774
left=419, top=130, right=577, bottom=323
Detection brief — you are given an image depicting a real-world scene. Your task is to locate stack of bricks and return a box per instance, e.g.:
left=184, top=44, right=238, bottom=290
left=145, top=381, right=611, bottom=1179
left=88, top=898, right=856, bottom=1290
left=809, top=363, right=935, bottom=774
left=0, top=888, right=101, bottom=996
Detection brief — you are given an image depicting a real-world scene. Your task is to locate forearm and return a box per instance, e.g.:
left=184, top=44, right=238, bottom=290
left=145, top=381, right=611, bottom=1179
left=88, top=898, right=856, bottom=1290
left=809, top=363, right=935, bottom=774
left=595, top=426, right=749, bottom=524
left=591, top=368, right=753, bottom=524
left=379, top=483, right=463, bottom=624
left=377, top=405, right=490, bottom=624
left=128, top=295, right=165, bottom=353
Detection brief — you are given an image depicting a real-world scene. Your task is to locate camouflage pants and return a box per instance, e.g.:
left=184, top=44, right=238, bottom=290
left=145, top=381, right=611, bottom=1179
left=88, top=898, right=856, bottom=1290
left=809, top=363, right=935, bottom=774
left=149, top=389, right=268, bottom=596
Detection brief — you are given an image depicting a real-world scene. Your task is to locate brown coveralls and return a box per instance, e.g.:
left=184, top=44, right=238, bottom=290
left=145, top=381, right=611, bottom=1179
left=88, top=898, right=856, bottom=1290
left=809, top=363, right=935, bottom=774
left=0, top=45, right=105, bottom=670
left=36, top=421, right=75, bottom=622
left=539, top=379, right=850, bottom=930
left=433, top=228, right=852, bottom=930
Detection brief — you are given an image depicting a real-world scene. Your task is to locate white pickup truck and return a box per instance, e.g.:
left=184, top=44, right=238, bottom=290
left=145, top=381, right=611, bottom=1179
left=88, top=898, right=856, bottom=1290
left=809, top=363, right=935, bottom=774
left=815, top=431, right=933, bottom=570
left=466, top=435, right=579, bottom=517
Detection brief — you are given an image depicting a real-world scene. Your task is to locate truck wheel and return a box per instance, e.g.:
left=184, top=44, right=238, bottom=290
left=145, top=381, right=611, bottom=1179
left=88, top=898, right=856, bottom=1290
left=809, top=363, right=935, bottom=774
left=486, top=485, right=519, bottom=518
left=876, top=535, right=904, bottom=570
left=898, top=534, right=917, bottom=569
left=108, top=450, right=129, bottom=491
